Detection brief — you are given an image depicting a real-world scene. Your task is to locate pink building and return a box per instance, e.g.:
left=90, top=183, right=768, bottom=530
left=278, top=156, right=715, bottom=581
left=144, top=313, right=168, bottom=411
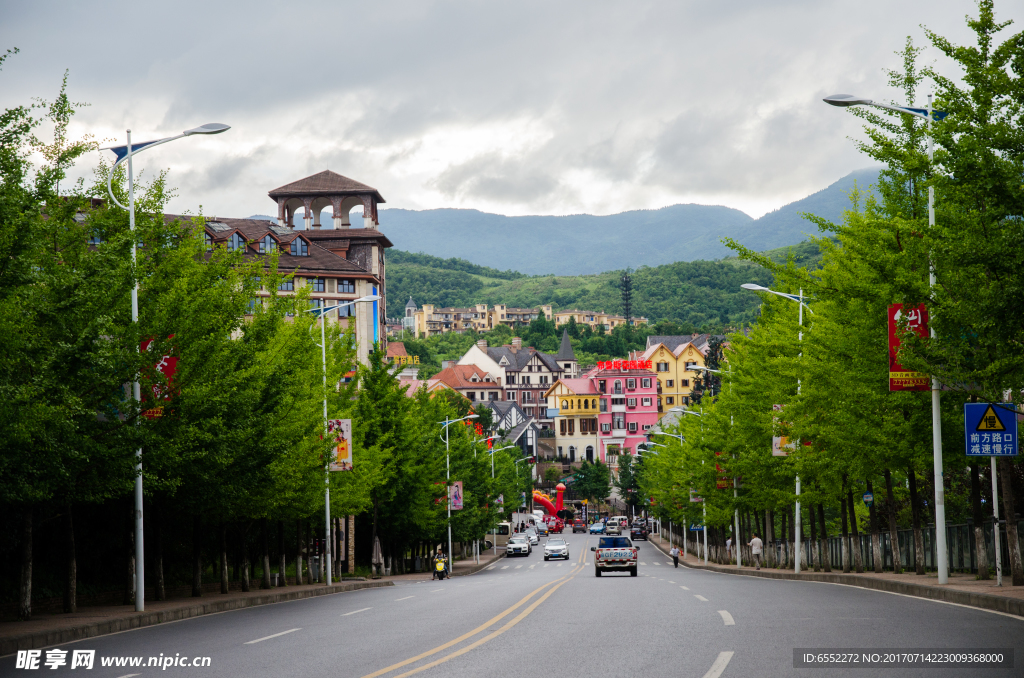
left=546, top=359, right=659, bottom=471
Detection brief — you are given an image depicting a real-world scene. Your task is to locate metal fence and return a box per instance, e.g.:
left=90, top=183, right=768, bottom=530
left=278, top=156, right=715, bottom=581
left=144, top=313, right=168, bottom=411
left=765, top=520, right=1024, bottom=573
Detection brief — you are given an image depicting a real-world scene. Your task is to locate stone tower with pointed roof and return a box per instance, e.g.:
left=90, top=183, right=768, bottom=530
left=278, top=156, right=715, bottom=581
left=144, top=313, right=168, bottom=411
left=555, top=329, right=579, bottom=378
left=269, top=169, right=385, bottom=231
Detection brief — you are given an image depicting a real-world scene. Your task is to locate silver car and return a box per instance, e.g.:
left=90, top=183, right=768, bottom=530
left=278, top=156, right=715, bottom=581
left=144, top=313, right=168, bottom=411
left=523, top=528, right=540, bottom=545
left=544, top=538, right=570, bottom=561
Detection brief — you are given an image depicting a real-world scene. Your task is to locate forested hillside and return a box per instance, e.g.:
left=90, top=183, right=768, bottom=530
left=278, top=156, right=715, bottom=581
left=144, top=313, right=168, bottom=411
left=387, top=239, right=826, bottom=328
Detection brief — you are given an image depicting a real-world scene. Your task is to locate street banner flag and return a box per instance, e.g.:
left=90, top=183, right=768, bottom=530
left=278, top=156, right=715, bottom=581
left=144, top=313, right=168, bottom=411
left=327, top=419, right=353, bottom=471
left=888, top=303, right=929, bottom=391
left=772, top=404, right=793, bottom=456
left=965, top=403, right=1018, bottom=456
left=450, top=481, right=464, bottom=510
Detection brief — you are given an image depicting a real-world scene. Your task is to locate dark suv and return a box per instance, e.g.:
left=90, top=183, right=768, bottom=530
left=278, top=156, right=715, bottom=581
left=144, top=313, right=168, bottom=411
left=572, top=520, right=586, bottom=533
left=630, top=524, right=649, bottom=540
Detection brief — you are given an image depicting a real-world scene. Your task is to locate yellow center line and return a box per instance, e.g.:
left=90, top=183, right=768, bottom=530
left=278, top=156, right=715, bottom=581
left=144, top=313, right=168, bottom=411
left=362, top=536, right=590, bottom=678
left=384, top=537, right=591, bottom=678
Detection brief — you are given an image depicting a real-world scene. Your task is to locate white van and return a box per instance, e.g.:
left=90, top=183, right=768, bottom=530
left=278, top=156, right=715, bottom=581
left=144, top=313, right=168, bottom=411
left=605, top=515, right=628, bottom=535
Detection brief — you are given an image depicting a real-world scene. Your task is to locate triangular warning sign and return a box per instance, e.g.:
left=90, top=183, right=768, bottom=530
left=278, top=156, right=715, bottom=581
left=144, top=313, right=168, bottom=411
left=976, top=405, right=1007, bottom=431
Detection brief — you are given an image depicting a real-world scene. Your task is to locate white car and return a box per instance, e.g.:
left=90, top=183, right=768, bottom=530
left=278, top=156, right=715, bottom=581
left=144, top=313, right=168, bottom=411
left=506, top=536, right=531, bottom=557
left=544, top=538, right=570, bottom=561
left=523, top=528, right=539, bottom=545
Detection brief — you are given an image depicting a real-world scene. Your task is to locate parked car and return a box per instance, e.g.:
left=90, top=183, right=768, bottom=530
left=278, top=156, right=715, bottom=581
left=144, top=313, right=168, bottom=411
left=544, top=538, right=570, bottom=561
left=588, top=522, right=606, bottom=534
left=572, top=519, right=587, bottom=533
left=630, top=525, right=649, bottom=540
left=506, top=535, right=531, bottom=557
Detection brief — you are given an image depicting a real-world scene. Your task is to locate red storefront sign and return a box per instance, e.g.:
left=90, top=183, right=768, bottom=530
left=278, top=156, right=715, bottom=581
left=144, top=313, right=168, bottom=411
left=598, top=359, right=652, bottom=370
left=887, top=304, right=929, bottom=391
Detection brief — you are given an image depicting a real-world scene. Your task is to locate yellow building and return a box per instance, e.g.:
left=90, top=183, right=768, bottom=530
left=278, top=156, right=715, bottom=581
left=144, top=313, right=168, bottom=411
left=635, top=340, right=707, bottom=414
left=543, top=378, right=600, bottom=463
left=552, top=309, right=648, bottom=331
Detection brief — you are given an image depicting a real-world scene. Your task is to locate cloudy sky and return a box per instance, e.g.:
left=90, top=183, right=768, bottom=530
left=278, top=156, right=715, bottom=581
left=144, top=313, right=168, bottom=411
left=0, top=0, right=991, bottom=220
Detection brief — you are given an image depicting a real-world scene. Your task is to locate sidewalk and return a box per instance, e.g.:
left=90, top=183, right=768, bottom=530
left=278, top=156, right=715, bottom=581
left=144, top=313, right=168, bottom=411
left=0, top=580, right=392, bottom=657
left=382, top=548, right=506, bottom=582
left=646, top=531, right=1024, bottom=618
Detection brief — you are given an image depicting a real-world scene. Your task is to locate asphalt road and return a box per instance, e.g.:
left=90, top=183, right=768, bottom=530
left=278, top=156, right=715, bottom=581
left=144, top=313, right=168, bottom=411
left=3, top=531, right=1023, bottom=678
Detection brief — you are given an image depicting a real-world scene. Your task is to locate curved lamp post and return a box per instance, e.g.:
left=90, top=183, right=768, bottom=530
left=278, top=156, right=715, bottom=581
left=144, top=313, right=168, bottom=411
left=306, top=294, right=379, bottom=584
left=823, top=92, right=950, bottom=584
left=488, top=444, right=518, bottom=553
left=103, top=122, right=229, bottom=612
left=440, top=414, right=479, bottom=565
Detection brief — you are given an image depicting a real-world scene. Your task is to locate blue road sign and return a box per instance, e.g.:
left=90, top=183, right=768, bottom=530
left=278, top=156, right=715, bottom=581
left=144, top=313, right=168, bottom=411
left=964, top=402, right=1018, bottom=456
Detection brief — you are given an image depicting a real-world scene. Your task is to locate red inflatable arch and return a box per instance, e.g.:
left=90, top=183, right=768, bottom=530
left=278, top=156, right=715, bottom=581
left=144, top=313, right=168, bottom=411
left=532, top=492, right=556, bottom=516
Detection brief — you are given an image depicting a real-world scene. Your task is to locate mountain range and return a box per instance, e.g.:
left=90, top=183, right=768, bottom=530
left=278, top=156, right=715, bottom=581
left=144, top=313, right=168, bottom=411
left=375, top=168, right=879, bottom=276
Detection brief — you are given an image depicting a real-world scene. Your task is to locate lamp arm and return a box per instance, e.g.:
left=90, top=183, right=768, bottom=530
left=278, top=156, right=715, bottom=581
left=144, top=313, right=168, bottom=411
left=867, top=102, right=929, bottom=119
left=105, top=133, right=185, bottom=212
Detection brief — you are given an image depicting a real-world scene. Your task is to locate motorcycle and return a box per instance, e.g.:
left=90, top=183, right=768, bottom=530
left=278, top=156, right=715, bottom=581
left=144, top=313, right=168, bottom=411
left=433, top=557, right=448, bottom=580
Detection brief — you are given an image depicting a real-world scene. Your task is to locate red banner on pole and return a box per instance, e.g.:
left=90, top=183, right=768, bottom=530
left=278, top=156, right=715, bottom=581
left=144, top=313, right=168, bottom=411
left=887, top=304, right=929, bottom=391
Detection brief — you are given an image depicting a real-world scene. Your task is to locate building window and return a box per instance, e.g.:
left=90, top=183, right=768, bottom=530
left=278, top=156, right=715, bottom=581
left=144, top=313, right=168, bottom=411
left=228, top=232, right=246, bottom=251
left=667, top=379, right=674, bottom=388
left=601, top=423, right=610, bottom=433
left=204, top=232, right=213, bottom=251
left=600, top=399, right=608, bottom=413
left=338, top=279, right=355, bottom=293
left=290, top=238, right=309, bottom=256
left=278, top=279, right=294, bottom=291
left=489, top=392, right=498, bottom=400
left=259, top=235, right=277, bottom=253
left=641, top=378, right=651, bottom=389
left=467, top=392, right=477, bottom=401
left=558, top=446, right=563, bottom=456
left=311, top=278, right=325, bottom=292
left=337, top=302, right=355, bottom=317
left=628, top=422, right=638, bottom=432
left=613, top=380, right=622, bottom=394
left=666, top=396, right=675, bottom=405
left=507, top=374, right=517, bottom=385
left=523, top=392, right=533, bottom=403
left=523, top=375, right=531, bottom=385
left=643, top=424, right=652, bottom=431
left=585, top=445, right=594, bottom=461
left=613, top=415, right=625, bottom=429
left=626, top=398, right=637, bottom=407
left=611, top=397, right=625, bottom=406
left=567, top=419, right=574, bottom=435
left=526, top=407, right=534, bottom=416
left=682, top=379, right=689, bottom=387
left=626, top=378, right=636, bottom=390
left=309, top=298, right=324, bottom=311
left=508, top=391, right=516, bottom=401
left=560, top=419, right=566, bottom=435
left=598, top=380, right=606, bottom=393
left=641, top=397, right=652, bottom=406
left=562, top=399, right=569, bottom=410
left=657, top=362, right=669, bottom=372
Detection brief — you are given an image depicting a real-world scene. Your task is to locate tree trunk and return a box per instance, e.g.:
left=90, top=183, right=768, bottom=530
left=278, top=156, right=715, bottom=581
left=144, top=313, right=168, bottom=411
left=124, top=504, right=136, bottom=606
left=192, top=515, right=203, bottom=597
left=765, top=509, right=775, bottom=568
left=780, top=510, right=789, bottom=568
left=809, top=502, right=819, bottom=571
left=884, top=469, right=903, bottom=573
left=296, top=518, right=304, bottom=585
left=788, top=505, right=796, bottom=569
left=278, top=520, right=287, bottom=586
left=154, top=503, right=165, bottom=601
left=970, top=463, right=990, bottom=579
left=817, top=504, right=831, bottom=572
left=998, top=457, right=1024, bottom=586
left=19, top=508, right=33, bottom=621
left=848, top=490, right=864, bottom=573
left=840, top=494, right=851, bottom=573
left=867, top=480, right=883, bottom=574
left=240, top=523, right=251, bottom=592
left=63, top=505, right=77, bottom=613
left=908, top=467, right=925, bottom=575
left=261, top=518, right=272, bottom=589
left=220, top=522, right=229, bottom=593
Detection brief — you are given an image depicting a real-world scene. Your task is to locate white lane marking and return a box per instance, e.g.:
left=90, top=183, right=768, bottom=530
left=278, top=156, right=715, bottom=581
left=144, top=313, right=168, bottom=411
left=639, top=562, right=647, bottom=566
left=529, top=564, right=537, bottom=569
left=653, top=562, right=661, bottom=566
left=485, top=565, right=496, bottom=570
left=701, top=651, right=734, bottom=678
left=665, top=562, right=673, bottom=566
left=694, top=595, right=708, bottom=602
left=718, top=610, right=735, bottom=626
left=543, top=564, right=549, bottom=568
left=515, top=565, right=523, bottom=569
left=244, top=628, right=301, bottom=644
left=430, top=588, right=444, bottom=592
left=556, top=563, right=562, bottom=567
left=681, top=586, right=690, bottom=590
left=342, top=607, right=372, bottom=616
left=669, top=581, right=676, bottom=584
left=395, top=596, right=414, bottom=601
left=501, top=565, right=509, bottom=570
left=116, top=675, right=141, bottom=678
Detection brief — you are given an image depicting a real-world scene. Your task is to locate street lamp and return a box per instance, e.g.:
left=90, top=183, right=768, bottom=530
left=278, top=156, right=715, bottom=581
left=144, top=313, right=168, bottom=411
left=489, top=444, right=517, bottom=553
left=742, top=282, right=807, bottom=573
left=823, top=91, right=950, bottom=585
left=103, top=121, right=230, bottom=612
left=306, top=294, right=379, bottom=585
left=440, top=414, right=479, bottom=567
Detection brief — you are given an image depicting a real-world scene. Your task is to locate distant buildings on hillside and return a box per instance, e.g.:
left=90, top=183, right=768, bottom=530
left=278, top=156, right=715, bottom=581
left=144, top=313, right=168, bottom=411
left=402, top=299, right=646, bottom=337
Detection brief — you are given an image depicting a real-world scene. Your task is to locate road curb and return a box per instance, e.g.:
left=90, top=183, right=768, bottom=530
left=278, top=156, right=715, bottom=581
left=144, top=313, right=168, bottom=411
left=644, top=536, right=1024, bottom=618
left=452, top=552, right=506, bottom=577
left=0, top=580, right=393, bottom=656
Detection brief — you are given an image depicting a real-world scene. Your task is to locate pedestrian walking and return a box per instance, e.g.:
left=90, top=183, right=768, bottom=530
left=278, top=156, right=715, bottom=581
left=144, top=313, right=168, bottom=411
left=749, top=533, right=763, bottom=570
left=726, top=537, right=732, bottom=560
left=670, top=545, right=680, bottom=568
